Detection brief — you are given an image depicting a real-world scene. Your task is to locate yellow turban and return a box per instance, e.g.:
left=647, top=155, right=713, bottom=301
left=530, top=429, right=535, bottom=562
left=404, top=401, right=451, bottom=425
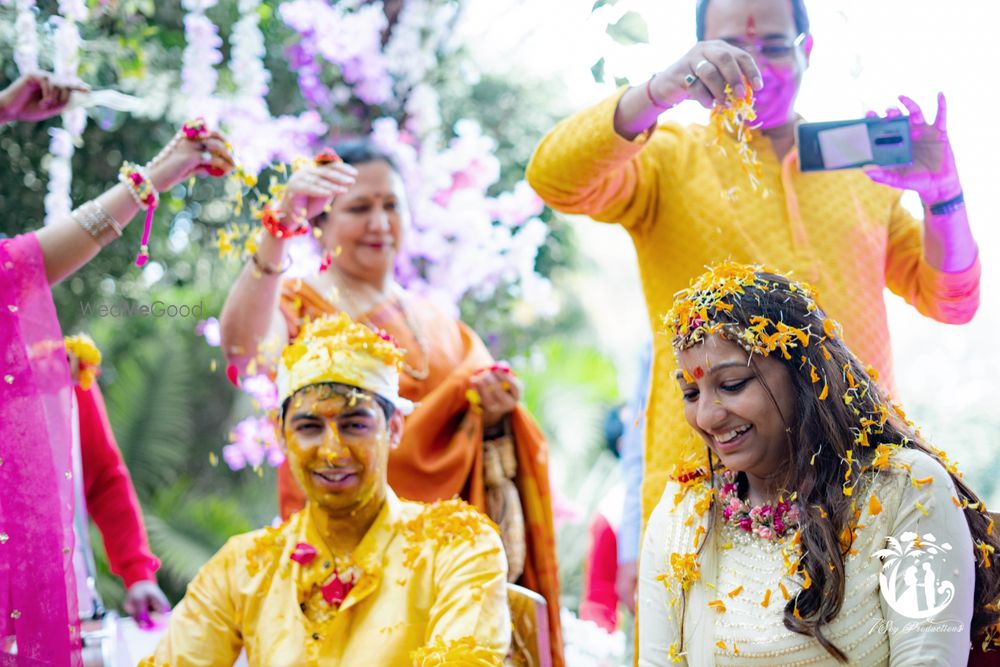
left=276, top=313, right=414, bottom=414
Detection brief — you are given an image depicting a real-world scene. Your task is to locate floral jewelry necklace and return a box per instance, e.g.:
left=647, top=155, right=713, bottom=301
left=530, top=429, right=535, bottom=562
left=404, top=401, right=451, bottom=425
left=719, top=470, right=800, bottom=542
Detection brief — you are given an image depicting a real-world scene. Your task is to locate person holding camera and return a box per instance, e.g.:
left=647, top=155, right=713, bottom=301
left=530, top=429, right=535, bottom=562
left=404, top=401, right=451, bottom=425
left=526, top=0, right=981, bottom=562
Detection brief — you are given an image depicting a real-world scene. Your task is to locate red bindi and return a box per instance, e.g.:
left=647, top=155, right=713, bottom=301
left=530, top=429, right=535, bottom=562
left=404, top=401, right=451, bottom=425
left=745, top=15, right=757, bottom=39
left=693, top=367, right=705, bottom=379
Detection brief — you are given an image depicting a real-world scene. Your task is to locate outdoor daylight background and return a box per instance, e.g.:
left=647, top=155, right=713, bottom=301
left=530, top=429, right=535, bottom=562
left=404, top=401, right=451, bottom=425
left=1, top=1, right=997, bottom=664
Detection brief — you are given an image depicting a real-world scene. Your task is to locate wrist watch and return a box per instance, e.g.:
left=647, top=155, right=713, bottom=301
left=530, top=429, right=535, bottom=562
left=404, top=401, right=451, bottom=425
left=928, top=191, right=964, bottom=216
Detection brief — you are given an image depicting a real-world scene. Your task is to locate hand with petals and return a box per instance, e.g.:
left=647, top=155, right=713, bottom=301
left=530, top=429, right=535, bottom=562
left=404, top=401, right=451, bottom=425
left=146, top=125, right=237, bottom=193
left=650, top=40, right=764, bottom=110
left=123, top=580, right=171, bottom=628
left=277, top=163, right=358, bottom=228
left=470, top=363, right=522, bottom=430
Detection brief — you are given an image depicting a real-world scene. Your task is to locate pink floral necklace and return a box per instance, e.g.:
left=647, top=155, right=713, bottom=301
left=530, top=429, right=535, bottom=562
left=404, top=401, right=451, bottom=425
left=719, top=470, right=800, bottom=541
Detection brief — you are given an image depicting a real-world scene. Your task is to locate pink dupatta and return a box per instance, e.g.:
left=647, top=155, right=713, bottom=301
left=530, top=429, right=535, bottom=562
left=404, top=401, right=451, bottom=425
left=0, top=233, right=81, bottom=666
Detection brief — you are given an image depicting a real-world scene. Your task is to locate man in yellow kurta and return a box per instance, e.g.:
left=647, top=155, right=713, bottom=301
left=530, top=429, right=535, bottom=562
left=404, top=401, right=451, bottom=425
left=526, top=0, right=981, bottom=533
left=141, top=313, right=511, bottom=666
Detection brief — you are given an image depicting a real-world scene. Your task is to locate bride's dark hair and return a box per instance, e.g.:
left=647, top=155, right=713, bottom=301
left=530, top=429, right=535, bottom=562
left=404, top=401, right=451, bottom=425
left=668, top=266, right=1000, bottom=662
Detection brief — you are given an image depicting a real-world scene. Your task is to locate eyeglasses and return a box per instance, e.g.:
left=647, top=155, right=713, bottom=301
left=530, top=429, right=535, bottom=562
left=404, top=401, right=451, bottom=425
left=722, top=33, right=806, bottom=60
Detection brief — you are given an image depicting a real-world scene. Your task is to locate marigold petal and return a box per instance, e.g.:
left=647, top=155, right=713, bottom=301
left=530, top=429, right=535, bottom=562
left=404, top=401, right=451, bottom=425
left=779, top=582, right=791, bottom=600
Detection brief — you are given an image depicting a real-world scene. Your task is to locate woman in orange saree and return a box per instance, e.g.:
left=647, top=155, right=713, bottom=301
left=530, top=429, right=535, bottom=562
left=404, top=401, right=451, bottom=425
left=220, top=142, right=563, bottom=665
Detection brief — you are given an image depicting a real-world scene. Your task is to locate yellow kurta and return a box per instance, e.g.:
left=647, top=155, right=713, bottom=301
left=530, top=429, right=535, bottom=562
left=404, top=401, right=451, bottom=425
left=140, top=490, right=511, bottom=666
left=526, top=87, right=981, bottom=525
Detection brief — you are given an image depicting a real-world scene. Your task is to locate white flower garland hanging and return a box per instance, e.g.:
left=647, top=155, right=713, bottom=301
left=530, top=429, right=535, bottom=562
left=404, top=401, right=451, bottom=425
left=180, top=0, right=221, bottom=123
left=44, top=0, right=88, bottom=225
left=230, top=0, right=270, bottom=113
left=13, top=0, right=39, bottom=74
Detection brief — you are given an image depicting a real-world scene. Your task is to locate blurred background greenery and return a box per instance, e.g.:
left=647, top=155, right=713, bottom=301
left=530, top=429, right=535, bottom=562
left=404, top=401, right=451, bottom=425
left=0, top=0, right=625, bottom=616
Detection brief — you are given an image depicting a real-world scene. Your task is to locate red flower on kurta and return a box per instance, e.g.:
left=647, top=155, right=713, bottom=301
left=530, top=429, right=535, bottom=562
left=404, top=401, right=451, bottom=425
left=290, top=542, right=317, bottom=565
left=321, top=573, right=354, bottom=607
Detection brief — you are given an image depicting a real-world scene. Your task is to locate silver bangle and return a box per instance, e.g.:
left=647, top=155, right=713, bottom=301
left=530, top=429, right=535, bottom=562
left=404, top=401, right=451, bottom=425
left=72, top=201, right=123, bottom=247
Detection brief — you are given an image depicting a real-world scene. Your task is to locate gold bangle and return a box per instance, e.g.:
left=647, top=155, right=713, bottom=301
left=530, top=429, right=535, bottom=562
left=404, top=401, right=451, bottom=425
left=250, top=252, right=290, bottom=276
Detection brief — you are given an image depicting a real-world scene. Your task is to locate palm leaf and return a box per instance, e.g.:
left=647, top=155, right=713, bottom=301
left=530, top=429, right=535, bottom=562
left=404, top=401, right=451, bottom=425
left=104, top=334, right=193, bottom=498
left=144, top=479, right=257, bottom=592
left=144, top=476, right=266, bottom=597
left=144, top=511, right=220, bottom=590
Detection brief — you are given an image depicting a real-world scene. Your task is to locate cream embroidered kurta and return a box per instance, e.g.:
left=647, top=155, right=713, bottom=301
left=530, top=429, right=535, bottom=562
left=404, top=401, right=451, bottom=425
left=638, top=448, right=975, bottom=666
left=141, top=490, right=511, bottom=666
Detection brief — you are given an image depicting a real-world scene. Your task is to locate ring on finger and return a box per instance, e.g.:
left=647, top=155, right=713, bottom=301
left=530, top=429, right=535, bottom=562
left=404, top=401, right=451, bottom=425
left=695, top=59, right=712, bottom=72
left=200, top=150, right=212, bottom=163
left=683, top=73, right=699, bottom=88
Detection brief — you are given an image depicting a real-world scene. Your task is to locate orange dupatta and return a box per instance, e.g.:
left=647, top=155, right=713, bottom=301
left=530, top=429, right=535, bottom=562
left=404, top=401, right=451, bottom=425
left=276, top=280, right=564, bottom=666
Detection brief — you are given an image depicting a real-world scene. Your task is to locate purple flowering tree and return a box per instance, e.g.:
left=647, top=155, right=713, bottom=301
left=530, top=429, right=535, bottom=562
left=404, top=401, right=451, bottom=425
left=171, top=0, right=559, bottom=470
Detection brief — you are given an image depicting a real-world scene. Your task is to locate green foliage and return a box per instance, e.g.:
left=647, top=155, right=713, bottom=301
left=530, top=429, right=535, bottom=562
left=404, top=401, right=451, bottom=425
left=437, top=72, right=586, bottom=358
left=69, top=280, right=276, bottom=603
left=516, top=339, right=620, bottom=420
left=515, top=340, right=622, bottom=610
left=556, top=451, right=621, bottom=612
left=903, top=399, right=1000, bottom=508
left=90, top=523, right=125, bottom=612
left=0, top=0, right=604, bottom=613
left=103, top=334, right=193, bottom=496
left=145, top=479, right=260, bottom=591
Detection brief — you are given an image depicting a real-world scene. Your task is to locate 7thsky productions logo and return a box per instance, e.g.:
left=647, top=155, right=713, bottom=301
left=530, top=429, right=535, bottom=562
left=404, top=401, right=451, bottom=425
left=871, top=531, right=962, bottom=634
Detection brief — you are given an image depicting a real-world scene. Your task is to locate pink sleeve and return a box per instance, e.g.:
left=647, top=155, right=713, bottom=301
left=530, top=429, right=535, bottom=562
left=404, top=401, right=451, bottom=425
left=884, top=199, right=981, bottom=324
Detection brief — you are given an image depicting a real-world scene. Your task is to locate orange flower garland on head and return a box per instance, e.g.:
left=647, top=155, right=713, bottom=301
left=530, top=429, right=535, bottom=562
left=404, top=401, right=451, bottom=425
left=662, top=261, right=904, bottom=494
